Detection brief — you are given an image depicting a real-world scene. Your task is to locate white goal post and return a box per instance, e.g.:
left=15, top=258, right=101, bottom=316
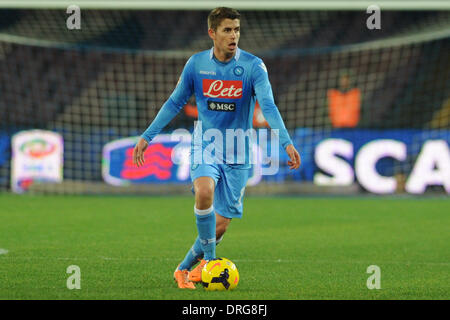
left=0, top=0, right=449, bottom=10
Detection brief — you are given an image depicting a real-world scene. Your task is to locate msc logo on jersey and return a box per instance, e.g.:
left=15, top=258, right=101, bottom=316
left=233, top=66, right=244, bottom=76
left=207, top=100, right=236, bottom=112
left=203, top=79, right=243, bottom=99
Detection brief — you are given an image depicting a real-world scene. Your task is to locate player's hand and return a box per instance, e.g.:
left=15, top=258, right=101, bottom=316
left=133, top=138, right=149, bottom=167
left=285, top=144, right=301, bottom=170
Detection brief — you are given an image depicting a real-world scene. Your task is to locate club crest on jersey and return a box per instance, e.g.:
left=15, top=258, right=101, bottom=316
left=203, top=79, right=243, bottom=99
left=233, top=66, right=244, bottom=76
left=207, top=100, right=236, bottom=112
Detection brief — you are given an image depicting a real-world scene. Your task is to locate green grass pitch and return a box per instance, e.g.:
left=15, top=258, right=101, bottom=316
left=0, top=194, right=449, bottom=300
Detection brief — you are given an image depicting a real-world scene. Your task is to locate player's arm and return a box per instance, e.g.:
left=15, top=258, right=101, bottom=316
left=133, top=57, right=195, bottom=167
left=252, top=59, right=301, bottom=170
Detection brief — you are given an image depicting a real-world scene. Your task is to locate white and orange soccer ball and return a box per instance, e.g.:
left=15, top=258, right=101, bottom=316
left=201, top=258, right=239, bottom=291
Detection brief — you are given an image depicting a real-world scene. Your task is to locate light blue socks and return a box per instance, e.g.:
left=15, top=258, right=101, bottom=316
left=179, top=205, right=225, bottom=271
left=178, top=237, right=203, bottom=271
left=179, top=235, right=225, bottom=271
left=194, top=205, right=216, bottom=261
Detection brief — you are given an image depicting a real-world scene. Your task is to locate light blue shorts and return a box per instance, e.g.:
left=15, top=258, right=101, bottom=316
left=190, top=163, right=251, bottom=219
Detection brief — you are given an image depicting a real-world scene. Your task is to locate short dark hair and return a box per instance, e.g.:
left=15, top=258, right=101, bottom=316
left=207, top=7, right=241, bottom=31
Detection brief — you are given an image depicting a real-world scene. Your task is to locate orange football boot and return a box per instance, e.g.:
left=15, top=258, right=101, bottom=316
left=173, top=266, right=196, bottom=289
left=188, top=259, right=208, bottom=282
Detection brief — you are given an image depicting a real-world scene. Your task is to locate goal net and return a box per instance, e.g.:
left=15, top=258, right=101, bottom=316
left=0, top=9, right=448, bottom=194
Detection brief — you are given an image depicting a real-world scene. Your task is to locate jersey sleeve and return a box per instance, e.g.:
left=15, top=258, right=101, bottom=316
left=141, top=56, right=195, bottom=143
left=252, top=58, right=293, bottom=149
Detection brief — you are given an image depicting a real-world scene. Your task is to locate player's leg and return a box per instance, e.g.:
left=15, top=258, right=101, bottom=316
left=175, top=177, right=215, bottom=289
left=174, top=165, right=220, bottom=289
left=188, top=213, right=231, bottom=282
left=188, top=165, right=249, bottom=282
left=192, top=176, right=217, bottom=261
left=216, top=213, right=231, bottom=241
left=182, top=212, right=230, bottom=269
left=178, top=181, right=226, bottom=272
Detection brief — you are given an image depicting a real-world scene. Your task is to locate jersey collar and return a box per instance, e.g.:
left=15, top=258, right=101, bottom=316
left=209, top=47, right=241, bottom=62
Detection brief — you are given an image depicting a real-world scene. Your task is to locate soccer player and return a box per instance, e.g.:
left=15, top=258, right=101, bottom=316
left=133, top=7, right=301, bottom=289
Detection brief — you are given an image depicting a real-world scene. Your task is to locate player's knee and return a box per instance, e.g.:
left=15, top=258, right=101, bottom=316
left=195, top=186, right=214, bottom=209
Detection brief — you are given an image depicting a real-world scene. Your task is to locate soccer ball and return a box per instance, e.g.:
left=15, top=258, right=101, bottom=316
left=201, top=258, right=239, bottom=291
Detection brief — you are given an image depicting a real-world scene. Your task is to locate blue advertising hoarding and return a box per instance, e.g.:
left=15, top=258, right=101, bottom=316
left=102, top=128, right=449, bottom=194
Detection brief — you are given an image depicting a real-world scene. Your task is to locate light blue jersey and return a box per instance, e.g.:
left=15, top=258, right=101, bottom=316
left=142, top=47, right=293, bottom=167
